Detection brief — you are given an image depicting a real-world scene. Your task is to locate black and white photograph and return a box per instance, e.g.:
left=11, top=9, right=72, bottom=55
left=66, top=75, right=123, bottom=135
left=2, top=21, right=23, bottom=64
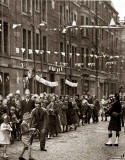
left=0, top=0, right=125, bottom=159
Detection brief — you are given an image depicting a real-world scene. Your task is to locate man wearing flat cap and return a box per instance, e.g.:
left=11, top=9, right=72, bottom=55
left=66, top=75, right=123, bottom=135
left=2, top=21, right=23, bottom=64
left=30, top=97, right=48, bottom=151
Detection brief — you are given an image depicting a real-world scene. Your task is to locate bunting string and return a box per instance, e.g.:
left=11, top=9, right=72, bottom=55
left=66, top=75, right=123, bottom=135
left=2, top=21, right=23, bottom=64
left=16, top=47, right=124, bottom=60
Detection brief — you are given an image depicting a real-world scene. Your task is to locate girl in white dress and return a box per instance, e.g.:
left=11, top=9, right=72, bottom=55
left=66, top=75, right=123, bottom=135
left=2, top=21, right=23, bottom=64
left=0, top=114, right=12, bottom=158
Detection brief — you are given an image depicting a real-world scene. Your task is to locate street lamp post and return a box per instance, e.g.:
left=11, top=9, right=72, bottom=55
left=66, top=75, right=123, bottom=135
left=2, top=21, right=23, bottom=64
left=62, top=27, right=67, bottom=95
left=32, top=0, right=36, bottom=93
left=95, top=1, right=99, bottom=99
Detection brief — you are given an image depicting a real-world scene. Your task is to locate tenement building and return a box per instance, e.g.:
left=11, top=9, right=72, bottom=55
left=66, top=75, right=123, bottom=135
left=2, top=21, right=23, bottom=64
left=119, top=19, right=125, bottom=94
left=0, top=0, right=121, bottom=98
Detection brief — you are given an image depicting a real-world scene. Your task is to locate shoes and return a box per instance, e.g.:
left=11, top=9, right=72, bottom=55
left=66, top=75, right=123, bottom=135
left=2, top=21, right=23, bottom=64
left=105, top=138, right=112, bottom=146
left=105, top=143, right=112, bottom=146
left=19, top=157, right=26, bottom=160
left=3, top=154, right=8, bottom=159
left=41, top=148, right=47, bottom=151
left=113, top=144, right=118, bottom=146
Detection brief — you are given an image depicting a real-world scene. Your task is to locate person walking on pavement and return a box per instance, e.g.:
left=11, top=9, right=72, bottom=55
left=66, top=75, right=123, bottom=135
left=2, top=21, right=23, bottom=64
left=93, top=96, right=100, bottom=123
left=105, top=93, right=122, bottom=146
left=30, top=97, right=48, bottom=151
left=47, top=95, right=58, bottom=137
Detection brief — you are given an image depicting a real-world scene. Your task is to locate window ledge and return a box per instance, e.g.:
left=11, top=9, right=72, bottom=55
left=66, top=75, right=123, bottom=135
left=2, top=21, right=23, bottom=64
left=21, top=12, right=32, bottom=17
left=0, top=2, right=9, bottom=8
left=72, top=2, right=80, bottom=8
left=81, top=36, right=89, bottom=39
left=0, top=55, right=10, bottom=59
left=35, top=9, right=40, bottom=13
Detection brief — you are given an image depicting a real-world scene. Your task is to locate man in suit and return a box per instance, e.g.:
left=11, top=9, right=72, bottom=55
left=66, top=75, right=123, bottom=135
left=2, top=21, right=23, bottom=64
left=21, top=89, right=35, bottom=116
left=30, top=97, right=48, bottom=151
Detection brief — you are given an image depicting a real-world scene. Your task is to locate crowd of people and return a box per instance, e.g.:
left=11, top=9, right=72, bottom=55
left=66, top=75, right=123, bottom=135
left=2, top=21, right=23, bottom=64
left=0, top=89, right=124, bottom=159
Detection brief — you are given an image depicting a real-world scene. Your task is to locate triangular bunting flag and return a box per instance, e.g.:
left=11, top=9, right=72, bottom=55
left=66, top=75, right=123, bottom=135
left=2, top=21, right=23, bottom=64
left=110, top=18, right=116, bottom=26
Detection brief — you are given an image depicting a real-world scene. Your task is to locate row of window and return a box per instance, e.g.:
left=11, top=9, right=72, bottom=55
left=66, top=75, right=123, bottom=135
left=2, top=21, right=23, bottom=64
left=0, top=0, right=118, bottom=26
left=22, top=28, right=47, bottom=62
left=22, top=0, right=47, bottom=21
left=80, top=15, right=118, bottom=48
left=60, top=43, right=119, bottom=72
left=63, top=14, right=118, bottom=47
left=0, top=0, right=44, bottom=12
left=0, top=21, right=48, bottom=63
left=59, top=5, right=77, bottom=26
left=0, top=0, right=47, bottom=22
left=80, top=1, right=118, bottom=24
left=60, top=42, right=79, bottom=68
left=0, top=20, right=118, bottom=71
left=60, top=1, right=118, bottom=26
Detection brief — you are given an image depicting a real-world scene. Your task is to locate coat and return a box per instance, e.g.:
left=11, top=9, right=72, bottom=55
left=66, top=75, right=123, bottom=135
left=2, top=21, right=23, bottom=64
left=53, top=100, right=62, bottom=132
left=67, top=102, right=78, bottom=125
left=108, top=100, right=121, bottom=131
left=47, top=101, right=61, bottom=134
left=60, top=101, right=68, bottom=126
left=30, top=107, right=48, bottom=130
left=94, top=99, right=100, bottom=113
left=21, top=99, right=35, bottom=116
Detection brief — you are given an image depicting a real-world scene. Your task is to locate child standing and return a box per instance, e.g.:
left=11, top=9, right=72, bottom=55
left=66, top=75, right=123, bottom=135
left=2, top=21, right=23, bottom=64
left=10, top=106, right=19, bottom=143
left=0, top=114, right=12, bottom=158
left=19, top=112, right=35, bottom=160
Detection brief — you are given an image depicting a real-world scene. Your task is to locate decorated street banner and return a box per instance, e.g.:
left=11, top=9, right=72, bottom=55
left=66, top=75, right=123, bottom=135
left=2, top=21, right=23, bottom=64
left=35, top=75, right=58, bottom=87
left=65, top=79, right=78, bottom=87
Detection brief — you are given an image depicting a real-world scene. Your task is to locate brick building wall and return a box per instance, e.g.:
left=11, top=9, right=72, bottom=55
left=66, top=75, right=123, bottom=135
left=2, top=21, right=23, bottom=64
left=0, top=0, right=120, bottom=98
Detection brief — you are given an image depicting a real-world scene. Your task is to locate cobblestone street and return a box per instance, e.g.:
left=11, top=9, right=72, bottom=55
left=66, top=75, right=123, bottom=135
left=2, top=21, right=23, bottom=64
left=1, top=120, right=125, bottom=160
